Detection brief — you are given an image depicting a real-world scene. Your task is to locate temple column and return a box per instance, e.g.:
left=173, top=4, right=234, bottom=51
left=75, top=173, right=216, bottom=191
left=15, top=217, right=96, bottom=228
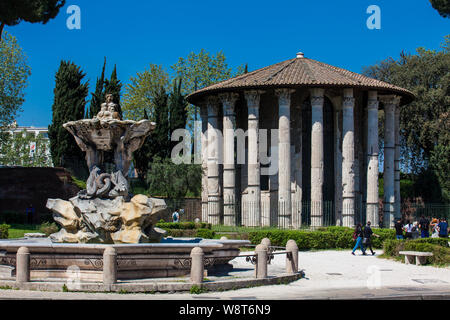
left=276, top=88, right=295, bottom=228
left=342, top=88, right=356, bottom=227
left=244, top=90, right=264, bottom=227
left=200, top=104, right=209, bottom=222
left=206, top=96, right=221, bottom=225
left=366, top=91, right=379, bottom=226
left=394, top=104, right=401, bottom=221
left=332, top=96, right=343, bottom=226
left=220, top=92, right=239, bottom=226
left=310, top=88, right=324, bottom=227
left=381, top=95, right=400, bottom=228
left=292, top=104, right=303, bottom=229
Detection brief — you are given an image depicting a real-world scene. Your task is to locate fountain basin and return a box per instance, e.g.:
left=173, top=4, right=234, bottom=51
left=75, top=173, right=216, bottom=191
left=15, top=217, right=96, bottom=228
left=0, top=238, right=249, bottom=281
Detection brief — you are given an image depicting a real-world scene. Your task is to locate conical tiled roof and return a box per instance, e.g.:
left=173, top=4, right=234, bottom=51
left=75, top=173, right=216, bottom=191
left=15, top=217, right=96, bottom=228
left=187, top=55, right=415, bottom=105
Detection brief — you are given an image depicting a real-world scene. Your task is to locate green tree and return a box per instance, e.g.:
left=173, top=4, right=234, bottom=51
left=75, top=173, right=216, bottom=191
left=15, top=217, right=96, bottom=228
left=88, top=57, right=106, bottom=118
left=171, top=49, right=245, bottom=126
left=150, top=85, right=171, bottom=160
left=132, top=109, right=152, bottom=183
left=168, top=78, right=188, bottom=152
left=0, top=0, right=65, bottom=40
left=104, top=64, right=122, bottom=118
left=363, top=36, right=450, bottom=202
left=48, top=60, right=89, bottom=177
left=0, top=130, right=52, bottom=167
left=147, top=156, right=202, bottom=199
left=0, top=32, right=31, bottom=144
left=122, top=64, right=169, bottom=121
left=429, top=0, right=450, bottom=18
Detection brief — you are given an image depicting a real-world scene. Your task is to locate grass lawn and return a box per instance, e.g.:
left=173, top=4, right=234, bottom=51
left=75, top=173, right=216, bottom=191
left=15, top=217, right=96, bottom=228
left=7, top=224, right=41, bottom=239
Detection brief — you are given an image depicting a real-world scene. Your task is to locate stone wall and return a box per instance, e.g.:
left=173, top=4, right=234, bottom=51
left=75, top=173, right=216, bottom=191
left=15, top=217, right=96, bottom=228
left=0, top=167, right=80, bottom=223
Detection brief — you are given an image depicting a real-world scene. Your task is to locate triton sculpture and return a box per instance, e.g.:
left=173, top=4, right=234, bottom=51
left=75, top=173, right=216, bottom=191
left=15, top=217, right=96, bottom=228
left=46, top=94, right=167, bottom=243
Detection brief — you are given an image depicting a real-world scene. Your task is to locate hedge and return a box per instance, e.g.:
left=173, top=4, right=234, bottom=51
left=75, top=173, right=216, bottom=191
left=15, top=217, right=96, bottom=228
left=0, top=224, right=10, bottom=239
left=156, top=221, right=215, bottom=239
left=163, top=228, right=216, bottom=239
left=248, top=227, right=396, bottom=250
left=382, top=238, right=450, bottom=266
left=155, top=222, right=212, bottom=230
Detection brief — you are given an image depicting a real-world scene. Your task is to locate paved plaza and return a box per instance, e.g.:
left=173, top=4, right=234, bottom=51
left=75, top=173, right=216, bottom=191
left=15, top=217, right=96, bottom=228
left=0, top=250, right=448, bottom=300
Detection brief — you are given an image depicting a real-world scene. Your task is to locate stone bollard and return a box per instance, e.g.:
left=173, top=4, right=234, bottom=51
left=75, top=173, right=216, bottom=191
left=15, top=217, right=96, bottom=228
left=286, top=239, right=299, bottom=274
left=103, top=247, right=117, bottom=285
left=261, top=237, right=271, bottom=248
left=220, top=236, right=228, bottom=241
left=255, top=244, right=268, bottom=279
left=190, top=247, right=204, bottom=284
left=16, top=247, right=30, bottom=283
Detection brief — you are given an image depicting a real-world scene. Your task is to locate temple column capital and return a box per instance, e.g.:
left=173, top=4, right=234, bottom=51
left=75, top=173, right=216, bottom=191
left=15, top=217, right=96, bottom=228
left=244, top=90, right=265, bottom=107
left=275, top=88, right=295, bottom=105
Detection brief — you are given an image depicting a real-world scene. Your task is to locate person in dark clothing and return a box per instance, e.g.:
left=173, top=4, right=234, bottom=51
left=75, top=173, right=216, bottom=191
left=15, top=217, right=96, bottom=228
left=438, top=218, right=448, bottom=238
left=419, top=215, right=430, bottom=238
left=352, top=224, right=366, bottom=255
left=26, top=204, right=35, bottom=225
left=363, top=221, right=380, bottom=255
left=394, top=219, right=404, bottom=240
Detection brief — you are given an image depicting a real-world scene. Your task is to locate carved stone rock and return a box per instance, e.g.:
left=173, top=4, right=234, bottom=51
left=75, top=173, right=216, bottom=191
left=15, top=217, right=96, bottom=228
left=47, top=195, right=167, bottom=244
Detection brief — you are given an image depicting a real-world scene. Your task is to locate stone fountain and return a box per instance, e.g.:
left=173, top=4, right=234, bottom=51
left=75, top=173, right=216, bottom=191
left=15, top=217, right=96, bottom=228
left=46, top=94, right=167, bottom=244
left=0, top=94, right=249, bottom=282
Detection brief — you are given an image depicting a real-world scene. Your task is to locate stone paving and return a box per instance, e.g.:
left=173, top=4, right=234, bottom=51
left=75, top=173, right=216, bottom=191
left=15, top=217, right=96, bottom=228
left=0, top=250, right=449, bottom=300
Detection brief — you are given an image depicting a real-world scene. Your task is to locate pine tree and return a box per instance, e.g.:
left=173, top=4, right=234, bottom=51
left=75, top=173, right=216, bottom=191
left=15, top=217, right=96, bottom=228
left=104, top=64, right=123, bottom=119
left=48, top=60, right=89, bottom=177
left=168, top=78, right=187, bottom=152
left=88, top=57, right=106, bottom=118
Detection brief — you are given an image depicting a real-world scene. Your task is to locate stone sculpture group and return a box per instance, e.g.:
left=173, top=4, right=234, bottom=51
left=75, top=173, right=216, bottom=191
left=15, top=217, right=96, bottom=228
left=47, top=94, right=168, bottom=243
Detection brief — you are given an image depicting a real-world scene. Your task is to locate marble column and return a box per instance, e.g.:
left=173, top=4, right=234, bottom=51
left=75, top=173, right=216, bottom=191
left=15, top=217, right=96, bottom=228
left=310, top=88, right=325, bottom=227
left=394, top=104, right=401, bottom=221
left=366, top=91, right=379, bottom=226
left=276, top=88, right=295, bottom=228
left=200, top=104, right=209, bottom=223
left=292, top=104, right=303, bottom=229
left=381, top=95, right=400, bottom=228
left=244, top=90, right=264, bottom=227
left=206, top=96, right=221, bottom=225
left=342, top=89, right=356, bottom=227
left=332, top=96, right=343, bottom=226
left=220, top=92, right=239, bottom=226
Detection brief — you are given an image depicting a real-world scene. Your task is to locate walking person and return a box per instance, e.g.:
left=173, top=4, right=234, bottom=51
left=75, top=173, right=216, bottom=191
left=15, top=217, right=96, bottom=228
left=404, top=220, right=414, bottom=240
left=362, top=221, right=380, bottom=255
left=394, top=218, right=404, bottom=240
left=352, top=223, right=366, bottom=256
left=419, top=215, right=430, bottom=238
left=437, top=218, right=448, bottom=238
left=431, top=217, right=439, bottom=238
left=172, top=209, right=180, bottom=223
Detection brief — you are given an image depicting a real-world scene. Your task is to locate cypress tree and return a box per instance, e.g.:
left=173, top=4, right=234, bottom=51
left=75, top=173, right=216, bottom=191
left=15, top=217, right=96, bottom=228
left=104, top=64, right=123, bottom=119
left=133, top=109, right=152, bottom=183
left=150, top=85, right=170, bottom=160
left=48, top=60, right=89, bottom=177
left=88, top=57, right=106, bottom=118
left=168, top=77, right=187, bottom=152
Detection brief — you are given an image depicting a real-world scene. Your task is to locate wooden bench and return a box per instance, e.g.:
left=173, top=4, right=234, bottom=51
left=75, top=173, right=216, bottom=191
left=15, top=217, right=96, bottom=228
left=399, top=251, right=433, bottom=266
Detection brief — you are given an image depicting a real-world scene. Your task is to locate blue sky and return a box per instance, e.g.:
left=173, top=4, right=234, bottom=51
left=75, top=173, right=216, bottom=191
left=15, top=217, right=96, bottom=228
left=6, top=0, right=449, bottom=127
